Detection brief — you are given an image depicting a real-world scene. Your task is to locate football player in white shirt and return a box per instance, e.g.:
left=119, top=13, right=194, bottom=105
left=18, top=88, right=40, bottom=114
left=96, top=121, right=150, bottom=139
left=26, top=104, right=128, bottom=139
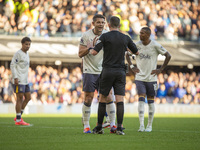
left=78, top=14, right=116, bottom=133
left=10, top=37, right=32, bottom=126
left=127, top=27, right=171, bottom=132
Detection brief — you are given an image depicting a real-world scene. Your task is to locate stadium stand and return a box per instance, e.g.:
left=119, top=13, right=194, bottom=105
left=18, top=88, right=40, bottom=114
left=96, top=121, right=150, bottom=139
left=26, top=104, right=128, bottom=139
left=0, top=0, right=199, bottom=106
left=0, top=65, right=199, bottom=105
left=0, top=0, right=199, bottom=42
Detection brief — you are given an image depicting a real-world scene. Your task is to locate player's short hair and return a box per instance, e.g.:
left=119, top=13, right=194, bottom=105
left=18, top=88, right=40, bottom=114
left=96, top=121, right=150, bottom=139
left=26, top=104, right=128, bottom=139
left=141, top=27, right=151, bottom=35
left=93, top=14, right=105, bottom=22
left=109, top=16, right=120, bottom=28
left=21, top=37, right=31, bottom=44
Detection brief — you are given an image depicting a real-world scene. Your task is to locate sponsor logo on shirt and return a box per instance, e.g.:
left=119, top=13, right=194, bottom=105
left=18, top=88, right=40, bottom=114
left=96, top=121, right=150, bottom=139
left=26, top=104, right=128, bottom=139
left=139, top=53, right=151, bottom=59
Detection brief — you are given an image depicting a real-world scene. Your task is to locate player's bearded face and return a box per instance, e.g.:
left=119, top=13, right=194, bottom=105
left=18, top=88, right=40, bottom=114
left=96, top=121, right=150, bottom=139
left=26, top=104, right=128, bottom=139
left=93, top=18, right=105, bottom=32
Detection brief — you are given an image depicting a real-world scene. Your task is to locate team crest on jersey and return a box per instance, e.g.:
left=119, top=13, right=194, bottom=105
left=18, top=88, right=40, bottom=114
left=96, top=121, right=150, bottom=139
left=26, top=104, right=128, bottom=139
left=80, top=38, right=84, bottom=44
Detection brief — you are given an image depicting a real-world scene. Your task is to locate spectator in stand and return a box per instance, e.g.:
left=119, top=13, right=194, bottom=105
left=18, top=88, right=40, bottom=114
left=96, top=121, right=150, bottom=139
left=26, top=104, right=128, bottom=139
left=175, top=83, right=187, bottom=101
left=164, top=73, right=176, bottom=96
left=0, top=0, right=199, bottom=41
left=0, top=65, right=199, bottom=105
left=156, top=20, right=165, bottom=39
left=191, top=24, right=199, bottom=42
left=185, top=24, right=192, bottom=41
left=157, top=84, right=167, bottom=98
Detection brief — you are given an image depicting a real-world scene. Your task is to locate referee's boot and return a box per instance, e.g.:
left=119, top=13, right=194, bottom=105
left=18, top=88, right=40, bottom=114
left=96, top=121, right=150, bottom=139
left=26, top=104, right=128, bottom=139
left=92, top=126, right=104, bottom=134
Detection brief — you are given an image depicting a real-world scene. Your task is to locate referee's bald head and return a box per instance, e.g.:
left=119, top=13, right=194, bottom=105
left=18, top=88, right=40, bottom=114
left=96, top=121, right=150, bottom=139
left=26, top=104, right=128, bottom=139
left=109, top=16, right=120, bottom=28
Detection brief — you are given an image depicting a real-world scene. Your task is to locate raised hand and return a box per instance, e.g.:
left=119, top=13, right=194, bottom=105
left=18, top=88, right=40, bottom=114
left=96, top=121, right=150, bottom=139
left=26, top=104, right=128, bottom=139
left=93, top=35, right=99, bottom=46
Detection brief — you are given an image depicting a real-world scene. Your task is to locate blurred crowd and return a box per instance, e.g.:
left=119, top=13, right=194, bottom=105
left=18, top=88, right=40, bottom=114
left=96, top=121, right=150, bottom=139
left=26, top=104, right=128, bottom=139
left=0, top=65, right=199, bottom=105
left=0, top=0, right=200, bottom=42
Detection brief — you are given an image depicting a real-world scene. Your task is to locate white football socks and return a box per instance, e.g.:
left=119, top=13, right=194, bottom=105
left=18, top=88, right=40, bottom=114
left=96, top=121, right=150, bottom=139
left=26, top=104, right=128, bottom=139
left=106, top=102, right=116, bottom=127
left=82, top=104, right=91, bottom=129
left=138, top=101, right=145, bottom=127
left=147, top=103, right=155, bottom=127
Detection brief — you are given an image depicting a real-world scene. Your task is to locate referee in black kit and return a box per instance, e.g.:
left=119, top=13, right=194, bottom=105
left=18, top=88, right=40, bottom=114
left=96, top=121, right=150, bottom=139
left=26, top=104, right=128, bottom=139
left=89, top=16, right=139, bottom=135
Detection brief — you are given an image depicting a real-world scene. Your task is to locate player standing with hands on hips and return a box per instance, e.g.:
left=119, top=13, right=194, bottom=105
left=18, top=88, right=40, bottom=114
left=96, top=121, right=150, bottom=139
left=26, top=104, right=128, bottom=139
left=78, top=14, right=116, bottom=133
left=90, top=16, right=139, bottom=135
left=10, top=37, right=32, bottom=126
left=126, top=27, right=171, bottom=132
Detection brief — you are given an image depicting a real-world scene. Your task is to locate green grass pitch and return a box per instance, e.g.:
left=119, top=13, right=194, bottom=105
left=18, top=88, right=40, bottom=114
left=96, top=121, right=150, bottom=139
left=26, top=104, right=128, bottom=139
left=0, top=114, right=200, bottom=150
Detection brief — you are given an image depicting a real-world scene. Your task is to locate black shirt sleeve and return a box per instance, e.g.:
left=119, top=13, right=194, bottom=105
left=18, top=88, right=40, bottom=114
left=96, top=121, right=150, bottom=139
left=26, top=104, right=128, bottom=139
left=127, top=36, right=138, bottom=54
left=94, top=34, right=104, bottom=52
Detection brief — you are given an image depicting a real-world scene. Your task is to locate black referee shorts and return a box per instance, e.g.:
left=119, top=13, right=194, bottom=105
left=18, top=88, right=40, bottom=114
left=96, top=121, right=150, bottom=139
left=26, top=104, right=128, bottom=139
left=99, top=68, right=126, bottom=96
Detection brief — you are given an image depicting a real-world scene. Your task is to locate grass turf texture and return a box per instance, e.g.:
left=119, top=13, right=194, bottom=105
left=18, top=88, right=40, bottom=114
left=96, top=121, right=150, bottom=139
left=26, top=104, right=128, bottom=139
left=0, top=114, right=200, bottom=150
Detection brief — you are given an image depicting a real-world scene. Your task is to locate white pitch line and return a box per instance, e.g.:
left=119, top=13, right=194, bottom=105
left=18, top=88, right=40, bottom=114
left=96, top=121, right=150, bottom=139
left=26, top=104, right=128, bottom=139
left=1, top=122, right=200, bottom=134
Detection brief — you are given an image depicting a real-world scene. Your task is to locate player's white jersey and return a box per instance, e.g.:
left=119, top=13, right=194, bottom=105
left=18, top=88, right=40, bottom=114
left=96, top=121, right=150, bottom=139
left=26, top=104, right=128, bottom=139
left=135, top=40, right=167, bottom=82
left=10, top=49, right=30, bottom=85
left=80, top=29, right=107, bottom=74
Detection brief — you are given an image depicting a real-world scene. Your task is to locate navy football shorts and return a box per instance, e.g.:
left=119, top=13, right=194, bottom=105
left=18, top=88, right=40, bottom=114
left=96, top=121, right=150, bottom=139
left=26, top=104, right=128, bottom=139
left=13, top=84, right=30, bottom=93
left=135, top=80, right=157, bottom=96
left=83, top=73, right=100, bottom=92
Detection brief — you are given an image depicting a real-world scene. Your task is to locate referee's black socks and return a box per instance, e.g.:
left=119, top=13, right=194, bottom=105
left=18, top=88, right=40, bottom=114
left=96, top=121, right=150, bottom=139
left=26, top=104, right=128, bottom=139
left=97, top=102, right=106, bottom=128
left=117, top=102, right=124, bottom=130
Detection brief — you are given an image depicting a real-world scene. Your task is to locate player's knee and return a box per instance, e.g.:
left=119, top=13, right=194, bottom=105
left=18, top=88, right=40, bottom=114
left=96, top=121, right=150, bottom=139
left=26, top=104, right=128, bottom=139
left=25, top=97, right=31, bottom=102
left=17, top=94, right=23, bottom=101
left=138, top=94, right=146, bottom=102
left=106, top=94, right=112, bottom=102
left=106, top=100, right=113, bottom=104
left=84, top=95, right=93, bottom=104
left=147, top=96, right=154, bottom=104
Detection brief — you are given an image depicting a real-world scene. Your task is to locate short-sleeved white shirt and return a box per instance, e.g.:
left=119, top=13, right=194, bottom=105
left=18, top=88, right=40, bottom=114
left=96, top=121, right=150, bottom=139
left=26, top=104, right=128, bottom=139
left=80, top=29, right=107, bottom=74
left=10, top=49, right=30, bottom=85
left=135, top=40, right=167, bottom=82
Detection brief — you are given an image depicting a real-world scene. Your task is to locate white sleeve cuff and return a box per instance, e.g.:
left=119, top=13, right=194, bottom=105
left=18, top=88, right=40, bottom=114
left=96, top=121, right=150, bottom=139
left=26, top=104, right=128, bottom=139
left=130, top=64, right=134, bottom=69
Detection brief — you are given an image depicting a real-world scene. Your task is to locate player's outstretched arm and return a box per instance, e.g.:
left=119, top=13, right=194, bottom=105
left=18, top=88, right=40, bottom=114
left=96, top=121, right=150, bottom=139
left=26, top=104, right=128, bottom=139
left=125, top=51, right=132, bottom=66
left=125, top=51, right=139, bottom=74
left=127, top=37, right=139, bottom=55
